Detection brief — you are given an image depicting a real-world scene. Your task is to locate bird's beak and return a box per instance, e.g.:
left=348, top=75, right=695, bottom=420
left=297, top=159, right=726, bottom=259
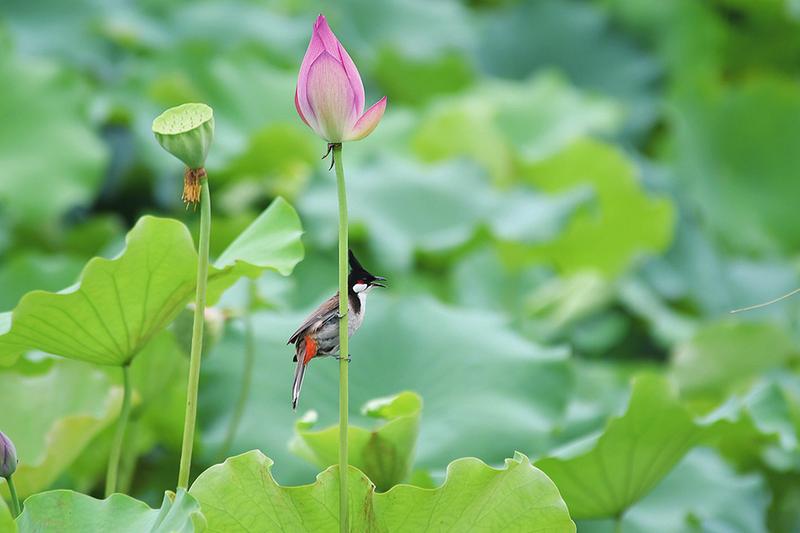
left=371, top=276, right=387, bottom=288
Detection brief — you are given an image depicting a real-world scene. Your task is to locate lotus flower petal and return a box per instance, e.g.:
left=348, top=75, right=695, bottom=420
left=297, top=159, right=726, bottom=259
left=294, top=88, right=313, bottom=128
left=312, top=16, right=365, bottom=115
left=346, top=96, right=388, bottom=141
left=296, top=44, right=322, bottom=128
left=305, top=51, right=356, bottom=142
left=295, top=14, right=385, bottom=143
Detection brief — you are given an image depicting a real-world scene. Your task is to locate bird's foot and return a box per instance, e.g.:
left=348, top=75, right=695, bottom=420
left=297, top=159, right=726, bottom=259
left=334, top=354, right=352, bottom=362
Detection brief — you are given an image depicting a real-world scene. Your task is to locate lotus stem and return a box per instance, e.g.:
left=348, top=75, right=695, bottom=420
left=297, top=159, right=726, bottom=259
left=333, top=143, right=349, bottom=533
left=178, top=177, right=211, bottom=490
left=105, top=364, right=132, bottom=497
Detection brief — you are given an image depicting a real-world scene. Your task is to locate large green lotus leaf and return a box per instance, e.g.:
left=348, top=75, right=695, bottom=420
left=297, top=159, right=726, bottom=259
left=411, top=73, right=619, bottom=182
left=547, top=360, right=633, bottom=453
left=155, top=0, right=471, bottom=75
left=128, top=331, right=188, bottom=411
left=476, top=0, right=660, bottom=137
left=0, top=498, right=15, bottom=533
left=0, top=199, right=303, bottom=366
left=616, top=277, right=697, bottom=347
left=0, top=358, right=121, bottom=499
left=373, top=48, right=474, bottom=107
left=0, top=51, right=106, bottom=226
left=506, top=139, right=674, bottom=277
left=451, top=247, right=549, bottom=316
left=186, top=56, right=297, bottom=145
left=650, top=215, right=800, bottom=320
left=189, top=450, right=575, bottom=532
left=670, top=78, right=800, bottom=254
left=16, top=489, right=205, bottom=533
left=3, top=0, right=302, bottom=130
left=215, top=124, right=318, bottom=203
left=622, top=448, right=768, bottom=533
left=454, top=250, right=625, bottom=360
left=704, top=374, right=800, bottom=471
left=199, top=295, right=572, bottom=485
left=331, top=0, right=473, bottom=59
left=375, top=451, right=575, bottom=532
left=718, top=0, right=800, bottom=74
left=452, top=253, right=630, bottom=354
left=536, top=374, right=705, bottom=520
left=524, top=272, right=616, bottom=343
left=298, top=158, right=494, bottom=270
left=2, top=0, right=131, bottom=68
left=189, top=451, right=376, bottom=532
left=671, top=321, right=796, bottom=400
left=602, top=0, right=726, bottom=89
left=578, top=448, right=768, bottom=533
left=712, top=0, right=793, bottom=18
left=290, top=392, right=422, bottom=491
left=209, top=196, right=305, bottom=299
left=299, top=156, right=585, bottom=270
left=163, top=2, right=305, bottom=62
left=0, top=217, right=197, bottom=367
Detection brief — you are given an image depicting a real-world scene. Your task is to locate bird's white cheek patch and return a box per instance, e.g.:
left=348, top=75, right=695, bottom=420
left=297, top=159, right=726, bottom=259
left=353, top=283, right=368, bottom=293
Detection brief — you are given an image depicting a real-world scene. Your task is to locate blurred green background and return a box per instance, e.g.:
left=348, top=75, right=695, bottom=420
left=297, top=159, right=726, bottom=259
left=3, top=0, right=800, bottom=530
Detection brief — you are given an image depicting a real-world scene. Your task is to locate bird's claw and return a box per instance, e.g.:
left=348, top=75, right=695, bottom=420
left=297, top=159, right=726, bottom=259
left=334, top=355, right=352, bottom=362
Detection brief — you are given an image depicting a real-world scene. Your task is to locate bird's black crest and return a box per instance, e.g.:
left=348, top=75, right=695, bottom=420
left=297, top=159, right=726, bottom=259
left=348, top=249, right=367, bottom=274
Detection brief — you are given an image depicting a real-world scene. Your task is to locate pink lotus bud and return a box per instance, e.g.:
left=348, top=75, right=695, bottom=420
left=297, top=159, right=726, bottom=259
left=295, top=14, right=387, bottom=143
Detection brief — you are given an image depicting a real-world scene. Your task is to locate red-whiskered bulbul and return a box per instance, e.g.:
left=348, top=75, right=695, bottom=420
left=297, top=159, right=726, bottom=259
left=288, top=250, right=386, bottom=410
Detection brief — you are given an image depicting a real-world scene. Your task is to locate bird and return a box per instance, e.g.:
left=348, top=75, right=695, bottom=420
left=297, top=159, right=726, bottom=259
left=288, top=250, right=386, bottom=410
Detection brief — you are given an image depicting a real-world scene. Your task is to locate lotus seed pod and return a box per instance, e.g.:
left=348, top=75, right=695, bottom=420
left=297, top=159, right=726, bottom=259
left=0, top=430, right=17, bottom=479
left=152, top=103, right=214, bottom=169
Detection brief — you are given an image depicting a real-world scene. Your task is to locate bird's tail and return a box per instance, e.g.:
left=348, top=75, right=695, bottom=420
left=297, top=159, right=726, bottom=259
left=291, top=359, right=307, bottom=410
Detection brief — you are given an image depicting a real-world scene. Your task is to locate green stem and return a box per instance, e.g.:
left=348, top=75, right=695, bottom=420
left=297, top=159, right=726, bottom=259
left=219, top=282, right=256, bottom=458
left=6, top=475, right=20, bottom=518
left=333, top=143, right=349, bottom=533
left=105, top=364, right=132, bottom=497
left=178, top=177, right=211, bottom=490
left=117, top=419, right=139, bottom=494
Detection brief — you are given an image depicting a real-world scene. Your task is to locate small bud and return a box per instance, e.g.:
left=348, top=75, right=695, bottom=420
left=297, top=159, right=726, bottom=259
left=0, top=431, right=17, bottom=478
left=152, top=103, right=214, bottom=205
left=203, top=306, right=227, bottom=343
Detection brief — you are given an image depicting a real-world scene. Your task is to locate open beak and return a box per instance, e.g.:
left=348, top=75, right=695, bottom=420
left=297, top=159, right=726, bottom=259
left=371, top=276, right=387, bottom=288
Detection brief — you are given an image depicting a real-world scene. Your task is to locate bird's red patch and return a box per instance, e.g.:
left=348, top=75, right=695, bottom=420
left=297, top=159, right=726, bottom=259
left=303, top=335, right=318, bottom=365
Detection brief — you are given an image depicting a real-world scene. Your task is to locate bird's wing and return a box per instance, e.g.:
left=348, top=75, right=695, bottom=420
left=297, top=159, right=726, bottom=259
left=287, top=292, right=340, bottom=345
